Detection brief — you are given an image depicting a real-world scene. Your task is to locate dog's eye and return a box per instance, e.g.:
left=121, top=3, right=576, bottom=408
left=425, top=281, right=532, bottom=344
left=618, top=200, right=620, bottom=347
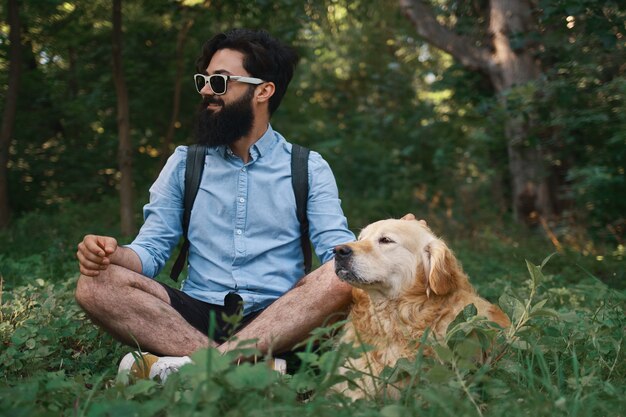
left=378, top=236, right=395, bottom=244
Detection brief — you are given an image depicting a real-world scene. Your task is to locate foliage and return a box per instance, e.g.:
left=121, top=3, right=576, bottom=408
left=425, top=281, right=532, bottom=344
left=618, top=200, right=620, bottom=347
left=0, top=0, right=624, bottom=248
left=1, top=244, right=624, bottom=416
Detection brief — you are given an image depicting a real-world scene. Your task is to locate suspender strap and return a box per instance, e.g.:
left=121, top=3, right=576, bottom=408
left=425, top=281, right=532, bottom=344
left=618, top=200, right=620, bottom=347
left=170, top=143, right=312, bottom=281
left=170, top=144, right=207, bottom=281
left=291, top=144, right=312, bottom=274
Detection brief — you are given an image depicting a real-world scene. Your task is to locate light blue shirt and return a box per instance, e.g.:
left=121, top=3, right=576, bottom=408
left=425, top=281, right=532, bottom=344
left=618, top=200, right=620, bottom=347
left=127, top=125, right=355, bottom=314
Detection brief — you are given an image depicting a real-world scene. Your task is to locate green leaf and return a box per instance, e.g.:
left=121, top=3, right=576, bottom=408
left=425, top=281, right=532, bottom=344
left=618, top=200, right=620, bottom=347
left=455, top=338, right=483, bottom=360
left=529, top=308, right=560, bottom=319
left=318, top=350, right=343, bottom=374
left=499, top=294, right=526, bottom=324
left=225, top=363, right=275, bottom=390
left=381, top=404, right=410, bottom=417
left=123, top=379, right=158, bottom=397
left=531, top=299, right=548, bottom=311
left=498, top=293, right=518, bottom=319
left=463, top=303, right=478, bottom=320
left=540, top=253, right=557, bottom=270
left=25, top=338, right=36, bottom=350
left=433, top=344, right=454, bottom=363
left=190, top=348, right=231, bottom=375
left=526, top=259, right=545, bottom=287
left=425, top=364, right=455, bottom=383
left=484, top=378, right=510, bottom=397
left=295, top=352, right=318, bottom=364
left=511, top=339, right=530, bottom=350
left=289, top=372, right=315, bottom=393
left=446, top=303, right=477, bottom=335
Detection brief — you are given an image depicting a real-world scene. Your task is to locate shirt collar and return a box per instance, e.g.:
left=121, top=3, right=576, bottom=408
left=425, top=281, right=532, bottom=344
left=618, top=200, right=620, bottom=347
left=209, top=124, right=276, bottom=161
left=250, top=124, right=276, bottom=159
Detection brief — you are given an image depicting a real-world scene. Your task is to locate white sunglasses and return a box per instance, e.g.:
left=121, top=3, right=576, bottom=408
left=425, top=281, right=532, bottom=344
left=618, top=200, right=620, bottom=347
left=193, top=73, right=265, bottom=95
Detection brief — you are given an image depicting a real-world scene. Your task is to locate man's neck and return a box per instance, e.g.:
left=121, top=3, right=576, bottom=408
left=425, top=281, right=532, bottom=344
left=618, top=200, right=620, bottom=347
left=229, top=122, right=269, bottom=164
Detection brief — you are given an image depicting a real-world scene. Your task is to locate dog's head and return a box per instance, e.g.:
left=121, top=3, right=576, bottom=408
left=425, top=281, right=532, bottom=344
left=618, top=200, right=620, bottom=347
left=334, top=218, right=467, bottom=300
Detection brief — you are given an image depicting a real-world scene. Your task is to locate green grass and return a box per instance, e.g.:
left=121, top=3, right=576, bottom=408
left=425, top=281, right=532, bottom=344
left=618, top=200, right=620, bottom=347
left=1, top=200, right=624, bottom=416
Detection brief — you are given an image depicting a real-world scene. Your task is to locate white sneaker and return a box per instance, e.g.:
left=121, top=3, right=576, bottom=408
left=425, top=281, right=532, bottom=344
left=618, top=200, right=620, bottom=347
left=118, top=352, right=193, bottom=383
left=269, top=357, right=287, bottom=374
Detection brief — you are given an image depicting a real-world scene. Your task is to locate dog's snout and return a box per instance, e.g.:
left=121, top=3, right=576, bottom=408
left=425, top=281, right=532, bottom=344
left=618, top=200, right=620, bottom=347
left=334, top=244, right=353, bottom=259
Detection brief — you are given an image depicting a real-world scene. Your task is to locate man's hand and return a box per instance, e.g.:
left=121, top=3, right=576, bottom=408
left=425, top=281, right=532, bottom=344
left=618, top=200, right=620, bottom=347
left=76, top=235, right=118, bottom=276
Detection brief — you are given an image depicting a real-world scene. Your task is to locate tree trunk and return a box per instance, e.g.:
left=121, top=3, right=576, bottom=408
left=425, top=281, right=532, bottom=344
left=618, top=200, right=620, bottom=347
left=488, top=0, right=552, bottom=222
left=0, top=0, right=22, bottom=229
left=112, top=0, right=135, bottom=235
left=158, top=16, right=194, bottom=171
left=399, top=0, right=554, bottom=223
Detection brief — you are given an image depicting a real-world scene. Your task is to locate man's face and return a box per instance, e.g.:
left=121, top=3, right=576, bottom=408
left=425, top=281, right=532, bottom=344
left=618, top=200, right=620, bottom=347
left=196, top=48, right=257, bottom=147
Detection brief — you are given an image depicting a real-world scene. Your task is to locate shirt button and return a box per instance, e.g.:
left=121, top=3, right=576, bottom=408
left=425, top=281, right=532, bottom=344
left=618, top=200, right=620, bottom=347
left=239, top=197, right=245, bottom=203
left=236, top=229, right=242, bottom=235
left=242, top=167, right=246, bottom=172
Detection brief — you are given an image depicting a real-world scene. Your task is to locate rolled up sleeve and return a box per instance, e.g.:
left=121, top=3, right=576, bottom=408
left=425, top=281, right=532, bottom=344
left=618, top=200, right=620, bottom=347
left=126, top=146, right=187, bottom=278
left=306, top=151, right=355, bottom=264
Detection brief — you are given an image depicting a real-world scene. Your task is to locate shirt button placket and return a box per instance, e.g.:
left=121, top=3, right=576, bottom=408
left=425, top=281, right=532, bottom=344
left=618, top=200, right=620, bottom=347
left=234, top=165, right=248, bottom=263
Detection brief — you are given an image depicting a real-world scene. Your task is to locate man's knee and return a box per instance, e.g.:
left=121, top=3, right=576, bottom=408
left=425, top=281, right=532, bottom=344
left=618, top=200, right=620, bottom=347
left=75, top=266, right=121, bottom=311
left=75, top=274, right=97, bottom=311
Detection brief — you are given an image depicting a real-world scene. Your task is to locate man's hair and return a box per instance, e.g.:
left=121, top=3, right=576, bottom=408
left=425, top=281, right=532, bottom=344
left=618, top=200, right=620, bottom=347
left=196, top=28, right=299, bottom=115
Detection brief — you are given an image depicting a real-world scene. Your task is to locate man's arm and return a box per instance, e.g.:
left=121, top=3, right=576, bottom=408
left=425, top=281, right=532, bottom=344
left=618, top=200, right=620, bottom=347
left=218, top=260, right=352, bottom=355
left=218, top=214, right=423, bottom=356
left=76, top=235, right=142, bottom=276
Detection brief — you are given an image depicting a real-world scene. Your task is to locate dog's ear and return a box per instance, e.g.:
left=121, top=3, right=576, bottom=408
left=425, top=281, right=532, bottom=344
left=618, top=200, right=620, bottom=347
left=423, top=239, right=459, bottom=296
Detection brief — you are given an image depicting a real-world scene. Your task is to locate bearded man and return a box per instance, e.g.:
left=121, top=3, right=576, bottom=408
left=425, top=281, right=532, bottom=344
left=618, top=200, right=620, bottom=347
left=74, top=29, right=355, bottom=379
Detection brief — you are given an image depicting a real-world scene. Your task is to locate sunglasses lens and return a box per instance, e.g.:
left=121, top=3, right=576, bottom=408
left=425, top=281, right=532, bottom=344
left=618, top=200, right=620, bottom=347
left=194, top=75, right=206, bottom=93
left=209, top=75, right=227, bottom=94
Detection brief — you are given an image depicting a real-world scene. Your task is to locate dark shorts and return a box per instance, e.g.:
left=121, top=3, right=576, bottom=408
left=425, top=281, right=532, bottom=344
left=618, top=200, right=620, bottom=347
left=158, top=282, right=262, bottom=344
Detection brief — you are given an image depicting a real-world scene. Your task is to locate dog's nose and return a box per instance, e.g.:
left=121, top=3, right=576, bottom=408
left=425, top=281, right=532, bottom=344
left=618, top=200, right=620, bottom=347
left=333, top=244, right=352, bottom=259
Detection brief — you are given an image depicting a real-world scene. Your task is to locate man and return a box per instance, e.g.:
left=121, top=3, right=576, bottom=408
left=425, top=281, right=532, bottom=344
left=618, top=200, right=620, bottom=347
left=74, top=29, right=355, bottom=378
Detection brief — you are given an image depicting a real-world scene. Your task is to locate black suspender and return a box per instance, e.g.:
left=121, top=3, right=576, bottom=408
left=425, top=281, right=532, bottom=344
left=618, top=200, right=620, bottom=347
left=170, top=144, right=207, bottom=281
left=169, top=143, right=312, bottom=281
left=291, top=144, right=312, bottom=274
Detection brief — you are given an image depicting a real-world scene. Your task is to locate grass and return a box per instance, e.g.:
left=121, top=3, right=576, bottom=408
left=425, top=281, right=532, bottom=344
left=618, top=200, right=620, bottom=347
left=0, top=199, right=624, bottom=416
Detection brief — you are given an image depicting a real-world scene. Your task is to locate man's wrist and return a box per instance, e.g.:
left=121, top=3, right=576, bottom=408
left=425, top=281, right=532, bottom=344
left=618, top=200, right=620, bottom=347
left=110, top=246, right=143, bottom=274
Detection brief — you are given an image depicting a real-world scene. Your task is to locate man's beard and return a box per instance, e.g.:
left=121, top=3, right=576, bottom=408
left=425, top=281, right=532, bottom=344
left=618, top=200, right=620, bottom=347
left=195, top=86, right=255, bottom=147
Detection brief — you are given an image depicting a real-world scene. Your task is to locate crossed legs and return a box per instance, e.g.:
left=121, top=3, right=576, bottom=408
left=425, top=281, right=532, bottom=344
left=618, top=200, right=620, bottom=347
left=75, top=264, right=212, bottom=356
left=75, top=260, right=352, bottom=356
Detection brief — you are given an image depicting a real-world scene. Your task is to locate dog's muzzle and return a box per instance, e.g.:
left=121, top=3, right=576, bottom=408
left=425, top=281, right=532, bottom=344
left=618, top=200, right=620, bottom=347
left=334, top=244, right=360, bottom=283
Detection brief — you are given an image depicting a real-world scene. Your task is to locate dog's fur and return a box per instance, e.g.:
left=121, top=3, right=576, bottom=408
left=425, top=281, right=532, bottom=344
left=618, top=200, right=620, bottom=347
left=333, top=218, right=510, bottom=399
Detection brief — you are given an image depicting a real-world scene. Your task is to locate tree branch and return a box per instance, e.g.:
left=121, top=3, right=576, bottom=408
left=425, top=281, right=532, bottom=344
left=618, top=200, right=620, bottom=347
left=398, top=0, right=494, bottom=72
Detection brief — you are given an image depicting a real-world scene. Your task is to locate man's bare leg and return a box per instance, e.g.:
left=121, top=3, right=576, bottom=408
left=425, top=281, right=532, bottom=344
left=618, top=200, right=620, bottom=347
left=75, top=264, right=214, bottom=356
left=218, top=260, right=352, bottom=355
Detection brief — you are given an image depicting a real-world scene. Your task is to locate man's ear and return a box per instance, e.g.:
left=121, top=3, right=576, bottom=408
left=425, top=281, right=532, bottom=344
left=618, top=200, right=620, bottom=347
left=255, top=82, right=275, bottom=104
left=423, top=240, right=458, bottom=296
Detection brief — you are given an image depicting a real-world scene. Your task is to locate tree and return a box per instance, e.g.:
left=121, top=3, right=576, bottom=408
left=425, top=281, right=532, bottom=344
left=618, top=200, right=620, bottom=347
left=158, top=10, right=195, bottom=170
left=112, top=0, right=135, bottom=235
left=0, top=0, right=22, bottom=229
left=399, top=0, right=552, bottom=223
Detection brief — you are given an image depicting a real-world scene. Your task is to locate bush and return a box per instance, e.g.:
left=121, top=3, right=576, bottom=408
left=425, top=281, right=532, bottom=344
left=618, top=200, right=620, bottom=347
left=1, top=254, right=624, bottom=416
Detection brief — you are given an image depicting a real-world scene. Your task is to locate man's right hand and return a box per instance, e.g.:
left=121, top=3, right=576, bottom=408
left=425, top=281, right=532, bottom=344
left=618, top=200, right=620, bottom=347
left=76, top=235, right=118, bottom=276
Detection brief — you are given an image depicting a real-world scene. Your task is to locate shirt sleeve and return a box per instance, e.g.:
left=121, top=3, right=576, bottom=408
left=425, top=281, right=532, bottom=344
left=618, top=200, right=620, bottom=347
left=125, top=146, right=187, bottom=277
left=306, top=151, right=356, bottom=264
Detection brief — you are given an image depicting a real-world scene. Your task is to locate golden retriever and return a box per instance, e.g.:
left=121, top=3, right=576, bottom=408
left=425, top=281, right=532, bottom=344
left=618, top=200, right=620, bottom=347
left=333, top=217, right=510, bottom=399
